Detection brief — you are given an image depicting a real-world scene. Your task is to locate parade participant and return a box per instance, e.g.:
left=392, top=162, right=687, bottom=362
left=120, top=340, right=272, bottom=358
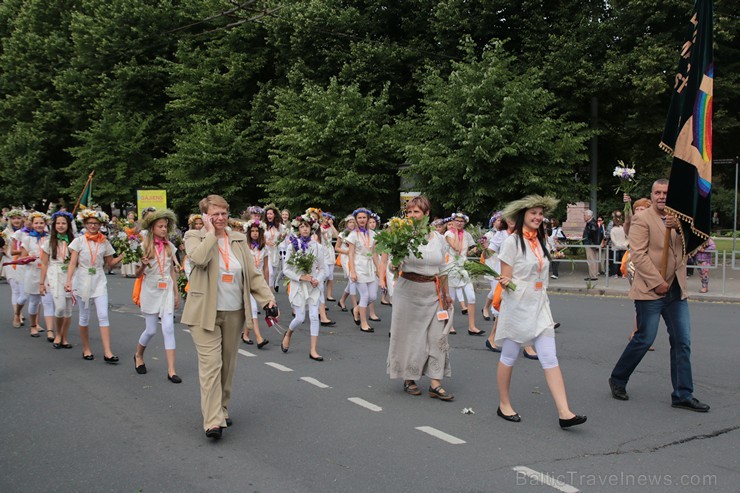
left=20, top=212, right=53, bottom=338
left=335, top=215, right=357, bottom=312
left=39, top=211, right=75, bottom=348
left=445, top=212, right=485, bottom=336
left=623, top=198, right=653, bottom=349
left=273, top=209, right=292, bottom=291
left=481, top=212, right=503, bottom=320
left=495, top=195, right=586, bottom=428
left=133, top=209, right=182, bottom=383
left=281, top=214, right=327, bottom=360
left=182, top=195, right=277, bottom=439
left=306, top=208, right=335, bottom=326
left=65, top=210, right=124, bottom=363
left=241, top=219, right=270, bottom=348
left=432, top=218, right=446, bottom=235
left=609, top=180, right=710, bottom=412
left=365, top=213, right=382, bottom=322
left=183, top=214, right=204, bottom=279
left=387, top=196, right=455, bottom=400
left=320, top=212, right=338, bottom=302
left=247, top=206, right=264, bottom=222
left=346, top=208, right=379, bottom=333
left=485, top=216, right=516, bottom=352
left=261, top=205, right=284, bottom=291
left=5, top=209, right=28, bottom=328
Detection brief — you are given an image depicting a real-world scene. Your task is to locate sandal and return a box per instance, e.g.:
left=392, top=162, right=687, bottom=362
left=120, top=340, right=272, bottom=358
left=428, top=385, right=454, bottom=401
left=403, top=380, right=422, bottom=396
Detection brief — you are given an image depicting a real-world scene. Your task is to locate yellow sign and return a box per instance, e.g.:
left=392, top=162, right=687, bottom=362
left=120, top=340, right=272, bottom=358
left=137, top=190, right=167, bottom=213
left=400, top=191, right=421, bottom=211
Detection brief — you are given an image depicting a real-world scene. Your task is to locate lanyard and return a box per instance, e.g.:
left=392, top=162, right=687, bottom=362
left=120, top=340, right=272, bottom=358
left=360, top=230, right=372, bottom=249
left=153, top=242, right=167, bottom=277
left=86, top=238, right=100, bottom=267
left=456, top=230, right=465, bottom=256
left=434, top=276, right=444, bottom=310
left=523, top=232, right=544, bottom=273
left=252, top=247, right=262, bottom=268
left=217, top=234, right=230, bottom=271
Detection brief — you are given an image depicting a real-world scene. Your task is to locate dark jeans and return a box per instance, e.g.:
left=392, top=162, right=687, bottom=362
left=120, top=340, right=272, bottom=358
left=551, top=260, right=559, bottom=276
left=610, top=280, right=694, bottom=403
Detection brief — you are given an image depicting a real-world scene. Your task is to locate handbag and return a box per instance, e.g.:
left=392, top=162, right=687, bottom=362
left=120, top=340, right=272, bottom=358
left=132, top=275, right=144, bottom=306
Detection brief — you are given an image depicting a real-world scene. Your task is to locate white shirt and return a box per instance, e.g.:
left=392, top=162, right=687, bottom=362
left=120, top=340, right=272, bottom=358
left=216, top=236, right=244, bottom=311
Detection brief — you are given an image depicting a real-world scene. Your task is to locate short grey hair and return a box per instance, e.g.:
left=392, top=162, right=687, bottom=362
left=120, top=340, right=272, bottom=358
left=584, top=209, right=594, bottom=219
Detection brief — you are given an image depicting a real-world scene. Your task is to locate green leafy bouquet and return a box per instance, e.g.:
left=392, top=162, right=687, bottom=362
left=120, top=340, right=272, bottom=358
left=375, top=216, right=433, bottom=268
left=462, top=261, right=517, bottom=290
left=177, top=272, right=188, bottom=300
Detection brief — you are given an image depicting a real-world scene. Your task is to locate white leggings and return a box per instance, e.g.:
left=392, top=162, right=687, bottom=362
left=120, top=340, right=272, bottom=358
left=268, top=262, right=277, bottom=288
left=499, top=335, right=559, bottom=369
left=53, top=297, right=74, bottom=318
left=449, top=283, right=476, bottom=304
left=77, top=294, right=110, bottom=327
left=9, top=278, right=27, bottom=306
left=139, top=312, right=176, bottom=350
left=289, top=303, right=320, bottom=336
left=344, top=281, right=357, bottom=296
left=356, top=280, right=378, bottom=308
left=27, top=293, right=54, bottom=316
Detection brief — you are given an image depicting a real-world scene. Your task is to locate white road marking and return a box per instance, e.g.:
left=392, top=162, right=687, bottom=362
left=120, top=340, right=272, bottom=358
left=265, top=362, right=293, bottom=372
left=512, top=466, right=580, bottom=493
left=238, top=349, right=256, bottom=357
left=300, top=377, right=330, bottom=389
left=182, top=328, right=190, bottom=333
left=347, top=397, right=382, bottom=412
left=414, top=426, right=466, bottom=445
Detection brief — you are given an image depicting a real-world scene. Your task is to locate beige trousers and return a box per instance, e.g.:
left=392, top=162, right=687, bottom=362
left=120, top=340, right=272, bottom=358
left=189, top=310, right=245, bottom=431
left=585, top=246, right=600, bottom=278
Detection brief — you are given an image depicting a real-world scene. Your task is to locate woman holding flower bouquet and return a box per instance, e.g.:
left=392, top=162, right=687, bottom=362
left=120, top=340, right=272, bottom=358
left=386, top=196, right=455, bottom=401
left=20, top=212, right=53, bottom=338
left=39, top=211, right=76, bottom=348
left=445, top=213, right=485, bottom=336
left=494, top=195, right=586, bottom=428
left=133, top=209, right=182, bottom=383
left=281, top=214, right=327, bottom=361
left=241, top=220, right=270, bottom=348
left=346, top=208, right=379, bottom=333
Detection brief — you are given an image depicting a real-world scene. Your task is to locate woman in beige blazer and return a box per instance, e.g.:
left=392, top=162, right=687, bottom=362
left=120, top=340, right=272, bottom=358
left=182, top=195, right=277, bottom=439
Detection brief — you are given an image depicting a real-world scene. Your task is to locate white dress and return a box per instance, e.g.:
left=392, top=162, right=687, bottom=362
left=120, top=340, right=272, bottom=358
left=41, top=238, right=73, bottom=310
left=139, top=243, right=176, bottom=316
left=283, top=238, right=326, bottom=308
left=494, top=234, right=555, bottom=346
left=69, top=236, right=115, bottom=306
left=337, top=231, right=352, bottom=279
left=345, top=229, right=376, bottom=283
left=444, top=230, right=474, bottom=288
left=320, top=227, right=336, bottom=266
left=265, top=224, right=285, bottom=268
left=21, top=235, right=47, bottom=294
left=4, top=228, right=25, bottom=282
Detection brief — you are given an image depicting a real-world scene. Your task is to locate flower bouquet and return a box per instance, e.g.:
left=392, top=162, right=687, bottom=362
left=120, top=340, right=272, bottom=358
left=375, top=216, right=433, bottom=268
left=124, top=234, right=143, bottom=264
left=461, top=261, right=517, bottom=290
left=613, top=160, right=639, bottom=216
left=177, top=272, right=189, bottom=300
left=286, top=248, right=317, bottom=275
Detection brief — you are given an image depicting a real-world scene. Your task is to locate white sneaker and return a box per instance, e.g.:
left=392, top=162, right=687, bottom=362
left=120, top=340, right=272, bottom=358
left=550, top=275, right=558, bottom=279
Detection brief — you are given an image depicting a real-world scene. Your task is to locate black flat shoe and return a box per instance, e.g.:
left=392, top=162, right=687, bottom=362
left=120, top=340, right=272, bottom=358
left=61, top=343, right=73, bottom=349
left=497, top=407, right=521, bottom=422
left=281, top=332, right=290, bottom=353
left=352, top=311, right=360, bottom=326
left=52, top=342, right=62, bottom=349
left=168, top=374, right=182, bottom=384
left=485, top=340, right=501, bottom=353
left=522, top=349, right=539, bottom=360
left=559, top=415, right=587, bottom=428
left=309, top=354, right=324, bottom=361
left=134, top=355, right=147, bottom=374
left=82, top=353, right=94, bottom=361
left=257, top=339, right=269, bottom=349
left=241, top=336, right=254, bottom=345
left=30, top=332, right=40, bottom=338
left=104, top=355, right=119, bottom=364
left=369, top=317, right=381, bottom=322
left=326, top=298, right=336, bottom=302
left=337, top=300, right=348, bottom=311
left=47, top=335, right=55, bottom=343
left=225, top=418, right=233, bottom=427
left=360, top=327, right=374, bottom=333
left=205, top=426, right=222, bottom=439
left=461, top=309, right=468, bottom=315
left=380, top=301, right=392, bottom=306
left=468, top=329, right=486, bottom=336
left=320, top=320, right=336, bottom=326
left=481, top=309, right=491, bottom=321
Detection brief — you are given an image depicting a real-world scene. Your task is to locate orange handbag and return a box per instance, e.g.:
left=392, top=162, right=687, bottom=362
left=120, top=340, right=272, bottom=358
left=132, top=275, right=144, bottom=306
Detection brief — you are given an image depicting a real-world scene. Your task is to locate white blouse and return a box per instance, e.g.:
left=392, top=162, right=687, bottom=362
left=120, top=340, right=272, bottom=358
left=216, top=236, right=244, bottom=311
left=399, top=232, right=447, bottom=276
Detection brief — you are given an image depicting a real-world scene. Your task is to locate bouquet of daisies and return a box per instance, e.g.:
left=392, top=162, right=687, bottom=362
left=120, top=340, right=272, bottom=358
left=375, top=216, right=433, bottom=268
left=613, top=160, right=639, bottom=215
left=286, top=238, right=317, bottom=275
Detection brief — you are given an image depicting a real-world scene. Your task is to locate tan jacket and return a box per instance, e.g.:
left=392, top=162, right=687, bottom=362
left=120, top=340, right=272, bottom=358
left=181, top=229, right=275, bottom=330
left=628, top=206, right=687, bottom=301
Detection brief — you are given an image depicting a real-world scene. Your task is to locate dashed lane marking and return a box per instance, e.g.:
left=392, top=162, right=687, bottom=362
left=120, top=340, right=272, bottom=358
left=300, top=377, right=330, bottom=388
left=415, top=426, right=466, bottom=445
left=511, top=466, right=580, bottom=493
left=238, top=349, right=256, bottom=357
left=265, top=362, right=293, bottom=372
left=347, top=397, right=382, bottom=412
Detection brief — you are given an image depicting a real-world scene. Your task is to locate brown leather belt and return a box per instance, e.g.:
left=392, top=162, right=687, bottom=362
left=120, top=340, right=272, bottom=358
left=400, top=271, right=436, bottom=283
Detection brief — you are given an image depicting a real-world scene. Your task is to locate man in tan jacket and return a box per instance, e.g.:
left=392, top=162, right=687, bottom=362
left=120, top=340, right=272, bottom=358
left=609, top=179, right=709, bottom=412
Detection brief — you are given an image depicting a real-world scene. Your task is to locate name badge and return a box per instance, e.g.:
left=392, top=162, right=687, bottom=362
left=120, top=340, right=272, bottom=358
left=61, top=264, right=69, bottom=272
left=36, top=262, right=42, bottom=269
left=437, top=310, right=449, bottom=321
left=221, top=272, right=235, bottom=284
left=157, top=278, right=168, bottom=290
left=535, top=278, right=544, bottom=291
left=88, top=267, right=97, bottom=275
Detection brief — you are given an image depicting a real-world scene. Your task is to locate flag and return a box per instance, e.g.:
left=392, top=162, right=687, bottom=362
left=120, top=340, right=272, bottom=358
left=659, top=0, right=713, bottom=256
left=72, top=170, right=95, bottom=214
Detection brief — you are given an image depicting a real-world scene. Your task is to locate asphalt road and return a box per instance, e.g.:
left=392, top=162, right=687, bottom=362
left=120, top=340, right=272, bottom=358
left=1, top=275, right=738, bottom=493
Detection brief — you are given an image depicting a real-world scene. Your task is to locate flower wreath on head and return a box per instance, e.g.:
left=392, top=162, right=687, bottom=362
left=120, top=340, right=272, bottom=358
left=305, top=207, right=323, bottom=219
left=291, top=213, right=319, bottom=231
left=187, top=213, right=202, bottom=226
left=450, top=212, right=469, bottom=223
left=51, top=211, right=74, bottom=223
left=488, top=211, right=503, bottom=229
left=28, top=211, right=50, bottom=222
left=431, top=218, right=446, bottom=227
left=352, top=207, right=373, bottom=218
left=77, top=209, right=109, bottom=224
left=245, top=219, right=267, bottom=231
left=322, top=212, right=335, bottom=221
left=370, top=212, right=381, bottom=224
left=247, top=206, right=264, bottom=216
left=7, top=208, right=27, bottom=218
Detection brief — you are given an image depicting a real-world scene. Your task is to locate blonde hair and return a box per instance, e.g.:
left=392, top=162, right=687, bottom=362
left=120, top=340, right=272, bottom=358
left=199, top=195, right=229, bottom=214
left=633, top=198, right=651, bottom=210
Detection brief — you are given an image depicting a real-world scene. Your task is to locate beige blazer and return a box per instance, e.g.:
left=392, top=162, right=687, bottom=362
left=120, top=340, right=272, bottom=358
left=181, top=229, right=275, bottom=330
left=628, top=206, right=687, bottom=301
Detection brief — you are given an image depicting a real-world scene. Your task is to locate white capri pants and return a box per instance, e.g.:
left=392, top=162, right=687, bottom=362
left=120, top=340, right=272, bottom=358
left=289, top=303, right=320, bottom=336
left=139, top=312, right=176, bottom=350
left=499, top=335, right=559, bottom=369
left=76, top=294, right=110, bottom=327
left=27, top=292, right=54, bottom=316
left=324, top=263, right=334, bottom=281
left=344, top=281, right=357, bottom=296
left=449, top=282, right=476, bottom=304
left=356, top=280, right=378, bottom=308
left=9, top=278, right=27, bottom=306
left=53, top=297, right=74, bottom=318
